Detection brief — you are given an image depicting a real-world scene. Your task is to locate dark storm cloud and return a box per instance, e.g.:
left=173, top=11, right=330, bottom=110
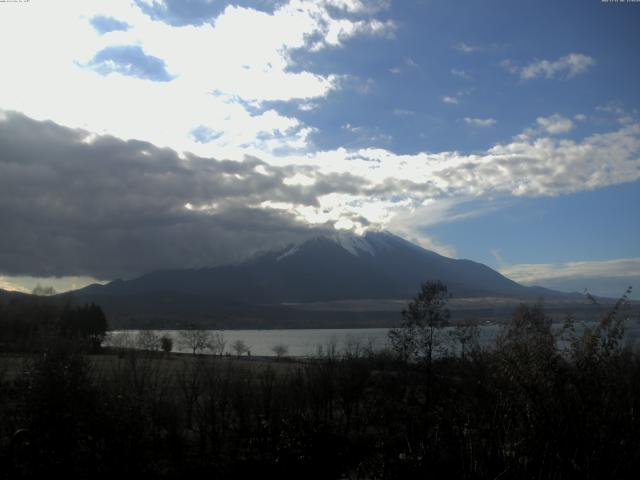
left=88, top=45, right=174, bottom=82
left=90, top=15, right=130, bottom=34
left=0, top=111, right=371, bottom=280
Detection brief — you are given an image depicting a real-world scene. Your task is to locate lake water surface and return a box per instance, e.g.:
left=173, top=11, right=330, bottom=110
left=108, top=318, right=640, bottom=357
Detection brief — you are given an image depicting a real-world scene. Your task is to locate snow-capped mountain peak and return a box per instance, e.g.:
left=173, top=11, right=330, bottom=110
left=331, top=231, right=376, bottom=256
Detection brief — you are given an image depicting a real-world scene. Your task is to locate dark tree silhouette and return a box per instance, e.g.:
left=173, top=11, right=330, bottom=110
left=59, top=302, right=108, bottom=351
left=160, top=334, right=173, bottom=355
left=388, top=280, right=450, bottom=365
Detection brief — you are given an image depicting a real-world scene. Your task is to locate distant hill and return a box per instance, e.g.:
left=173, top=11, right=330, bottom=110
left=0, top=288, right=29, bottom=302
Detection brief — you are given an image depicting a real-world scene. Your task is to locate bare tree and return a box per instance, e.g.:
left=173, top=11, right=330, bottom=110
left=179, top=327, right=212, bottom=356
left=451, top=319, right=480, bottom=359
left=208, top=332, right=226, bottom=356
left=231, top=339, right=249, bottom=357
left=137, top=330, right=160, bottom=352
left=107, top=331, right=136, bottom=357
left=271, top=343, right=288, bottom=360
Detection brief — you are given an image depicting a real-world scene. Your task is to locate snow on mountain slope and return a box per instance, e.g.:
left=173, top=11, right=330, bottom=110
left=75, top=229, right=568, bottom=304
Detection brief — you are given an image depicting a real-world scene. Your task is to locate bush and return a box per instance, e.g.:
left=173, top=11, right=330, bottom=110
left=160, top=334, right=173, bottom=355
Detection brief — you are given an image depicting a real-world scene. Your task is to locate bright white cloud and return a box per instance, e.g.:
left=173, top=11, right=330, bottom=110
left=0, top=1, right=637, bottom=262
left=0, top=275, right=105, bottom=294
left=499, top=258, right=640, bottom=299
left=464, top=117, right=496, bottom=127
left=257, top=119, right=640, bottom=237
left=324, top=0, right=391, bottom=14
left=0, top=277, right=28, bottom=293
left=0, top=0, right=393, bottom=159
left=505, top=53, right=595, bottom=80
left=536, top=114, right=574, bottom=134
left=500, top=258, right=640, bottom=283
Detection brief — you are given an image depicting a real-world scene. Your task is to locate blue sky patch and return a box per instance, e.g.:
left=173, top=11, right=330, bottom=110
left=90, top=15, right=130, bottom=34
left=88, top=45, right=174, bottom=82
left=191, top=125, right=224, bottom=143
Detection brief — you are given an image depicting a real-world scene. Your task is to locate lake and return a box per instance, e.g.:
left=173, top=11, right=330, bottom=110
left=107, top=318, right=640, bottom=357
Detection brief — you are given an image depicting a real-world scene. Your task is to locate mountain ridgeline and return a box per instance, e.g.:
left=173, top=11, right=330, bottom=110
left=78, top=231, right=554, bottom=303
left=47, top=231, right=585, bottom=328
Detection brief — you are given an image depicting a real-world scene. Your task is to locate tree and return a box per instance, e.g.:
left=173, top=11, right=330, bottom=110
left=160, top=334, right=173, bottom=355
left=496, top=302, right=555, bottom=359
left=31, top=284, right=57, bottom=296
left=388, top=280, right=450, bottom=366
left=136, top=330, right=160, bottom=352
left=450, top=319, right=480, bottom=359
left=231, top=339, right=249, bottom=357
left=494, top=302, right=558, bottom=401
left=58, top=302, right=108, bottom=352
left=208, top=332, right=226, bottom=356
left=179, top=327, right=212, bottom=356
left=272, top=343, right=288, bottom=360
left=570, top=286, right=632, bottom=365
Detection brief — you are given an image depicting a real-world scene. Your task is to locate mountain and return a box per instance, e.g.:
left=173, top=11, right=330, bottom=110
left=67, top=231, right=580, bottom=328
left=78, top=230, right=557, bottom=302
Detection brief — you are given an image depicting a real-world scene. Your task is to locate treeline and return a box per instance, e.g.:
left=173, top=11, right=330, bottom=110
left=0, top=285, right=639, bottom=478
left=0, top=295, right=107, bottom=352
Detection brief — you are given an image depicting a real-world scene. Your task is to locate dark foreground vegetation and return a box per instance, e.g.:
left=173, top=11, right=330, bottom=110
left=1, top=284, right=639, bottom=479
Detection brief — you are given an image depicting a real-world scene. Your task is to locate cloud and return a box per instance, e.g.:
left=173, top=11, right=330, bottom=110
left=389, top=57, right=420, bottom=76
left=3, top=108, right=640, bottom=280
left=405, top=57, right=419, bottom=68
left=505, top=53, right=595, bottom=80
left=396, top=232, right=458, bottom=259
left=454, top=42, right=479, bottom=54
left=464, top=117, right=496, bottom=128
left=596, top=102, right=636, bottom=125
left=393, top=109, right=414, bottom=116
left=0, top=0, right=397, bottom=163
left=536, top=113, right=574, bottom=135
left=451, top=68, right=471, bottom=80
left=0, top=276, right=29, bottom=293
left=500, top=258, right=640, bottom=299
left=502, top=258, right=640, bottom=283
left=134, top=0, right=231, bottom=26
left=0, top=111, right=364, bottom=279
left=88, top=45, right=174, bottom=82
left=441, top=89, right=473, bottom=105
left=324, top=0, right=391, bottom=14
left=90, top=15, right=130, bottom=34
left=386, top=197, right=502, bottom=258
left=290, top=115, right=640, bottom=202
left=134, top=0, right=391, bottom=27
left=0, top=275, right=105, bottom=294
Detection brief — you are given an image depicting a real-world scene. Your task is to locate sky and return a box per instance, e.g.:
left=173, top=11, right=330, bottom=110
left=0, top=0, right=639, bottom=299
